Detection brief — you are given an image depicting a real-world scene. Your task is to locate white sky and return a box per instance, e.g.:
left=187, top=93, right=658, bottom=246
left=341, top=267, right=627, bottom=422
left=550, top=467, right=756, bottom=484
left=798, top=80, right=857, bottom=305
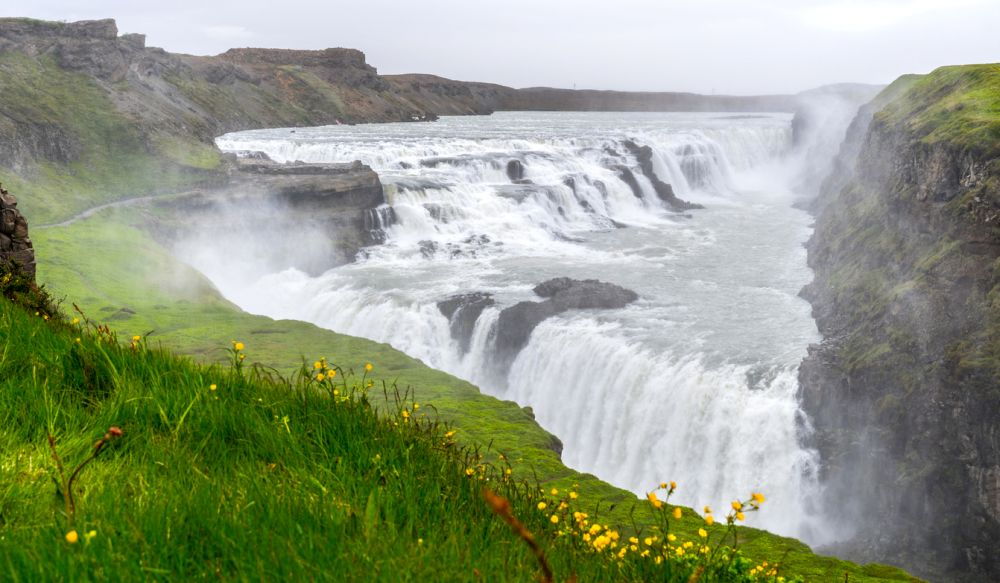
left=5, top=0, right=1000, bottom=94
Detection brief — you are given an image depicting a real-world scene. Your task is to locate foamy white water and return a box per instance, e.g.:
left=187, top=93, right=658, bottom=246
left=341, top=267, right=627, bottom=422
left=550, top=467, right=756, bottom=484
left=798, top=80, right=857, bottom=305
left=200, top=111, right=827, bottom=541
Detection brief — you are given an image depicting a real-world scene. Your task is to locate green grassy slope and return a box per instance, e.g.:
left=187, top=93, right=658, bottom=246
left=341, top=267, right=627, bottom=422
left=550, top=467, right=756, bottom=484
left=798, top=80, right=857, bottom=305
left=0, top=53, right=221, bottom=225
left=876, top=64, right=1000, bottom=156
left=15, top=208, right=920, bottom=582
left=3, top=290, right=705, bottom=581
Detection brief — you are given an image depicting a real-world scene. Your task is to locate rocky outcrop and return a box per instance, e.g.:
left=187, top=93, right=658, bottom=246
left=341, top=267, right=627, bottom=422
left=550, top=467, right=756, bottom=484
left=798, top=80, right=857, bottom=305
left=0, top=184, right=34, bottom=278
left=437, top=292, right=496, bottom=353
left=621, top=140, right=702, bottom=211
left=149, top=155, right=387, bottom=273
left=799, top=67, right=1000, bottom=581
left=494, top=278, right=638, bottom=359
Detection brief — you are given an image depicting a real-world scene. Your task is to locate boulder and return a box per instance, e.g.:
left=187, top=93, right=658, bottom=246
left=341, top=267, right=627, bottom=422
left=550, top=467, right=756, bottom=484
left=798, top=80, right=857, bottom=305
left=506, top=159, right=525, bottom=182
left=494, top=278, right=638, bottom=358
left=0, top=184, right=35, bottom=279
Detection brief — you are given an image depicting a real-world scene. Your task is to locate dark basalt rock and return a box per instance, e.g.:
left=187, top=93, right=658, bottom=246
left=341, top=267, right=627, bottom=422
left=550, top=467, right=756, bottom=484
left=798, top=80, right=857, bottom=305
left=0, top=184, right=35, bottom=279
left=438, top=292, right=496, bottom=353
left=506, top=159, right=525, bottom=182
left=494, top=277, right=638, bottom=359
left=621, top=139, right=703, bottom=211
left=614, top=165, right=643, bottom=199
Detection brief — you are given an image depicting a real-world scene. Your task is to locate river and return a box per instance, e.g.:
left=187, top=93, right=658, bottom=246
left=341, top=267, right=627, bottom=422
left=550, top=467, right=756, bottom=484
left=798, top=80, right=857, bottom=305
left=205, top=111, right=826, bottom=541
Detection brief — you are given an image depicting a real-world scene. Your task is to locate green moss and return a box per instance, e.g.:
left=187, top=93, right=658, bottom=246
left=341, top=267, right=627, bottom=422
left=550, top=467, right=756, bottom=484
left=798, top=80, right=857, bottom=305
left=875, top=64, right=1000, bottom=155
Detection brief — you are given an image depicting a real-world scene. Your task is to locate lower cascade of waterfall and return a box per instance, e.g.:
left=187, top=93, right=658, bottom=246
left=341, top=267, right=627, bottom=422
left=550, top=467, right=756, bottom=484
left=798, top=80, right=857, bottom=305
left=196, top=111, right=832, bottom=543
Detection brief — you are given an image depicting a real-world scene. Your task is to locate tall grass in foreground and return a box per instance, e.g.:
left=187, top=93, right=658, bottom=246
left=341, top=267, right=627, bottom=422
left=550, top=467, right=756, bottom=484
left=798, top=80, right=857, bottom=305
left=0, top=284, right=800, bottom=581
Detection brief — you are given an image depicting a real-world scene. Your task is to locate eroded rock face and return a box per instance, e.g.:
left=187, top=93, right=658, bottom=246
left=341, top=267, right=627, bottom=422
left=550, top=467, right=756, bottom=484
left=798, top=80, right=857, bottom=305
left=437, top=292, right=496, bottom=353
left=621, top=140, right=702, bottom=211
left=0, top=184, right=35, bottom=279
left=800, top=94, right=1000, bottom=580
left=495, top=278, right=638, bottom=358
left=147, top=155, right=388, bottom=274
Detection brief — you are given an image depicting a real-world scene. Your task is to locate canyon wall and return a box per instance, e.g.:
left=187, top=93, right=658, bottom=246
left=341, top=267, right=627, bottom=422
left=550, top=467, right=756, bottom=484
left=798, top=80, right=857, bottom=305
left=800, top=65, right=1000, bottom=581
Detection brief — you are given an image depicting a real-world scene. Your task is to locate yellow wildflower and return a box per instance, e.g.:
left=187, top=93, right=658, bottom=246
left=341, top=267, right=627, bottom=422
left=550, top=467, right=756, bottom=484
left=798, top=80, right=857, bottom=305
left=537, top=502, right=547, bottom=511
left=316, top=373, right=325, bottom=382
left=132, top=335, right=141, bottom=342
left=667, top=534, right=676, bottom=542
left=445, top=430, right=457, bottom=438
left=731, top=500, right=743, bottom=511
left=670, top=480, right=677, bottom=490
left=234, top=342, right=244, bottom=351
left=210, top=384, right=217, bottom=391
left=593, top=534, right=610, bottom=551
left=550, top=515, right=559, bottom=524
left=647, top=491, right=663, bottom=509
left=704, top=505, right=712, bottom=514
left=71, top=317, right=80, bottom=325
left=705, top=514, right=714, bottom=526
left=364, top=362, right=373, bottom=372
left=698, top=528, right=708, bottom=538
left=673, top=507, right=682, bottom=520
left=569, top=491, right=578, bottom=499
left=752, top=492, right=766, bottom=504
left=65, top=530, right=78, bottom=544
left=465, top=468, right=474, bottom=476
left=550, top=488, right=558, bottom=496
left=413, top=403, right=420, bottom=410
left=313, top=361, right=323, bottom=370
left=736, top=511, right=745, bottom=521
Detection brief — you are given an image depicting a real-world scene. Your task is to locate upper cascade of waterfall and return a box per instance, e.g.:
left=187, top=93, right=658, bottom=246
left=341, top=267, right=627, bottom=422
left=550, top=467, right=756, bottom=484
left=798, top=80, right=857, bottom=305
left=217, top=112, right=792, bottom=257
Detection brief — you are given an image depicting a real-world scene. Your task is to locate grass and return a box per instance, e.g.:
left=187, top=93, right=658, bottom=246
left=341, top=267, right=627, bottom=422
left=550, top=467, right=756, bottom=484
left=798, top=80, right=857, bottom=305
left=0, top=53, right=220, bottom=225
left=7, top=205, right=922, bottom=581
left=875, top=63, right=1000, bottom=156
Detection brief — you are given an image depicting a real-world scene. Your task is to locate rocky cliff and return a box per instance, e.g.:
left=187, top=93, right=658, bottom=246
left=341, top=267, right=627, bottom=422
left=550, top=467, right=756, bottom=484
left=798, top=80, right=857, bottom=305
left=147, top=155, right=388, bottom=274
left=800, top=65, right=1000, bottom=581
left=0, top=183, right=34, bottom=278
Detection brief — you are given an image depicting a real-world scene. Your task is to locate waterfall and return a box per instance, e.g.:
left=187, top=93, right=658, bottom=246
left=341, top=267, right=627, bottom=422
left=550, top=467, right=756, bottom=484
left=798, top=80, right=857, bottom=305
left=198, top=112, right=828, bottom=541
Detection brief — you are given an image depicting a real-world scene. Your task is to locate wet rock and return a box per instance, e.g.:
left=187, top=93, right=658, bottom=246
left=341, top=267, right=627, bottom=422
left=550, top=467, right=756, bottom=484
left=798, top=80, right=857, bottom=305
left=621, top=139, right=703, bottom=211
left=438, top=292, right=496, bottom=353
left=614, top=165, right=643, bottom=199
left=506, top=159, right=525, bottom=182
left=494, top=278, right=638, bottom=359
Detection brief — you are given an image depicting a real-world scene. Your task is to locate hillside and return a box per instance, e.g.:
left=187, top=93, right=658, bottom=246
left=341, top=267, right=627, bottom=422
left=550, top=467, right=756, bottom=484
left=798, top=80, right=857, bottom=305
left=800, top=64, right=1000, bottom=581
left=0, top=16, right=929, bottom=581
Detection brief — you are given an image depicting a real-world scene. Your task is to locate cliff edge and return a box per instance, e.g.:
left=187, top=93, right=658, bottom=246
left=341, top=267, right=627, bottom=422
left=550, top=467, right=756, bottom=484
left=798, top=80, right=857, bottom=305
left=800, top=64, right=1000, bottom=581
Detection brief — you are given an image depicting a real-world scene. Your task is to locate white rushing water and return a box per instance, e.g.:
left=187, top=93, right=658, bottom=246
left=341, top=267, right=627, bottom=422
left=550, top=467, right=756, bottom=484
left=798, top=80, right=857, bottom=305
left=204, top=112, right=827, bottom=541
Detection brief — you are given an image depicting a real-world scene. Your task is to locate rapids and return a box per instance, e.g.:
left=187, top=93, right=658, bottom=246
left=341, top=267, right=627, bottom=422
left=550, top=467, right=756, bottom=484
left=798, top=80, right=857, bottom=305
left=203, top=111, right=829, bottom=541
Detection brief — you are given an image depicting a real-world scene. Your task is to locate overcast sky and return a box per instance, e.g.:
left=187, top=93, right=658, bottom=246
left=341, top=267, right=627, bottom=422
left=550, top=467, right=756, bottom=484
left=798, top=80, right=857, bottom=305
left=6, top=0, right=1000, bottom=94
